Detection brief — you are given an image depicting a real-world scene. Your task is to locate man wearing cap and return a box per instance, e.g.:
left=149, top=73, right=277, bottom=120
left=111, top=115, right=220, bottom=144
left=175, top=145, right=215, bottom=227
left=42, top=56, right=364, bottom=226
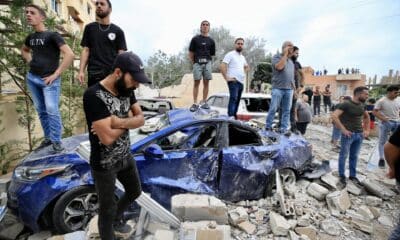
left=83, top=52, right=150, bottom=239
left=78, top=0, right=127, bottom=87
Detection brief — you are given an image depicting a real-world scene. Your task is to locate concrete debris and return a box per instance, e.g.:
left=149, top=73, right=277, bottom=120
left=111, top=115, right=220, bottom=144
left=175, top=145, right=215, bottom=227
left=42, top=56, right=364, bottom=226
left=154, top=229, right=174, bottom=240
left=357, top=205, right=375, bottom=221
left=294, top=226, right=318, bottom=240
left=306, top=182, right=329, bottom=200
left=320, top=172, right=339, bottom=190
left=378, top=215, right=394, bottom=227
left=368, top=206, right=381, bottom=219
left=171, top=194, right=228, bottom=224
left=27, top=231, right=52, bottom=240
left=346, top=181, right=363, bottom=195
left=351, top=218, right=373, bottom=234
left=181, top=221, right=230, bottom=240
left=320, top=219, right=341, bottom=236
left=365, top=195, right=383, bottom=207
left=362, top=179, right=396, bottom=200
left=326, top=189, right=351, bottom=216
left=269, top=211, right=291, bottom=236
left=228, top=207, right=248, bottom=225
left=237, top=221, right=256, bottom=234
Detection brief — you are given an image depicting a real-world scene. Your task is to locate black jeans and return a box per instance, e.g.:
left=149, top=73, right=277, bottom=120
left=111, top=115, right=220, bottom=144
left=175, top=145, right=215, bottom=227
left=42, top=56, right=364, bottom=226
left=313, top=101, right=321, bottom=116
left=296, top=122, right=309, bottom=135
left=92, top=159, right=142, bottom=240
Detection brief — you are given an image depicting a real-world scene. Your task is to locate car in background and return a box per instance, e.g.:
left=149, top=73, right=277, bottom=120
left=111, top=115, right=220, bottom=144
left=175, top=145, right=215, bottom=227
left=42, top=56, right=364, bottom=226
left=4, top=109, right=312, bottom=234
left=137, top=98, right=175, bottom=119
left=206, top=92, right=271, bottom=121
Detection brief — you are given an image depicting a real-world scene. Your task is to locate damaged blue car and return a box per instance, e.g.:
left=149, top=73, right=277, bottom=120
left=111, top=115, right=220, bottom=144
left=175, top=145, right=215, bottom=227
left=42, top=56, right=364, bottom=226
left=5, top=109, right=312, bottom=233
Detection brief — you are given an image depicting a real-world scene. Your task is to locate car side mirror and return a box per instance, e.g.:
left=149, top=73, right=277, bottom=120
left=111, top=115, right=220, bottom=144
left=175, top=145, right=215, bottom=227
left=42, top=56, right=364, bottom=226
left=143, top=144, right=164, bottom=160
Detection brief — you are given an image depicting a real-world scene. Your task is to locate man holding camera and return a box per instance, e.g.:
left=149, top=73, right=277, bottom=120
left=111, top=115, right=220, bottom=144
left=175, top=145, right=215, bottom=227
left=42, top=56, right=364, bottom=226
left=188, top=20, right=216, bottom=111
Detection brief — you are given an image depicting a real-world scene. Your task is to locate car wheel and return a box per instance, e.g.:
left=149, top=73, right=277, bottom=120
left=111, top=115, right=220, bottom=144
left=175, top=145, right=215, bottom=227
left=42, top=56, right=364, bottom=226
left=52, top=186, right=98, bottom=233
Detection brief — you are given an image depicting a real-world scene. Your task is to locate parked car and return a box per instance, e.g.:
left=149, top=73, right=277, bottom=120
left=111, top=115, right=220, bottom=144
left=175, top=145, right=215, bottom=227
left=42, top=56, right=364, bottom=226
left=206, top=92, right=271, bottom=121
left=137, top=97, right=175, bottom=119
left=4, top=109, right=312, bottom=233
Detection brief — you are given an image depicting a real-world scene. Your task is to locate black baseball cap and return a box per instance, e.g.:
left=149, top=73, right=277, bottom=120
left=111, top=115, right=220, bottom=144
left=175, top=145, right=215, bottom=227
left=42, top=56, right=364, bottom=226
left=112, top=51, right=151, bottom=84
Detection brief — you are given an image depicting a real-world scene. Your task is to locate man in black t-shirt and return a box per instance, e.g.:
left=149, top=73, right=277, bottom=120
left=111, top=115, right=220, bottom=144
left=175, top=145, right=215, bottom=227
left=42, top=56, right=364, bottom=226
left=384, top=127, right=400, bottom=240
left=83, top=52, right=150, bottom=239
left=332, top=86, right=370, bottom=188
left=188, top=20, right=216, bottom=111
left=78, top=0, right=127, bottom=87
left=21, top=4, right=74, bottom=153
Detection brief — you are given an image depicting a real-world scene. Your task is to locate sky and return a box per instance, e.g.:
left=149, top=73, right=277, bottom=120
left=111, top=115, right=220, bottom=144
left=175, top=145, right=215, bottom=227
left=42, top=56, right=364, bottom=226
left=112, top=0, right=400, bottom=81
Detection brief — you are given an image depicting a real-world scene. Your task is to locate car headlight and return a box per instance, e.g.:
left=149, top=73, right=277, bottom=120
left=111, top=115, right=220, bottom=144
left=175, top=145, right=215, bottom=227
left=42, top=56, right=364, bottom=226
left=14, top=165, right=71, bottom=181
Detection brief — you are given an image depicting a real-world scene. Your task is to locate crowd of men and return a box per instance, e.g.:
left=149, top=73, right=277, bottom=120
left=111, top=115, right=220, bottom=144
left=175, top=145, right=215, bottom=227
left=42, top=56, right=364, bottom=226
left=20, top=0, right=400, bottom=239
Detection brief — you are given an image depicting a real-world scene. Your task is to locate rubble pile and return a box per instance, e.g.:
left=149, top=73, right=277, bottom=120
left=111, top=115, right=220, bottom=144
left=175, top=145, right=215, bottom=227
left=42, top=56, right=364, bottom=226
left=1, top=121, right=399, bottom=240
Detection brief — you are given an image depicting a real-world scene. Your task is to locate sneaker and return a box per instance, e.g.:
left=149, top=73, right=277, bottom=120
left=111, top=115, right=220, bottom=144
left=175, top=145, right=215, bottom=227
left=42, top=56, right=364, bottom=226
left=36, top=139, right=52, bottom=150
left=189, top=104, right=199, bottom=112
left=200, top=102, right=210, bottom=109
left=337, top=176, right=347, bottom=189
left=349, top=176, right=362, bottom=186
left=52, top=142, right=64, bottom=153
left=378, top=158, right=385, bottom=168
left=113, top=220, right=132, bottom=238
left=265, top=127, right=273, bottom=131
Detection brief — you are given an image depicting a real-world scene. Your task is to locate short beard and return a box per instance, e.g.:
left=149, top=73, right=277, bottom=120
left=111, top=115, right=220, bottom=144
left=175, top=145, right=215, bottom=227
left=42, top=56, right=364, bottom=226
left=115, top=74, right=134, bottom=97
left=236, top=48, right=242, bottom=53
left=96, top=10, right=109, bottom=19
left=291, top=56, right=297, bottom=61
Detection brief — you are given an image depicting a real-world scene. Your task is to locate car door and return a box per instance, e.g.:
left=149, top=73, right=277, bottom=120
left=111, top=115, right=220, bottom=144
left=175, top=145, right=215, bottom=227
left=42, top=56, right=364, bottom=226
left=218, top=122, right=277, bottom=201
left=133, top=122, right=221, bottom=206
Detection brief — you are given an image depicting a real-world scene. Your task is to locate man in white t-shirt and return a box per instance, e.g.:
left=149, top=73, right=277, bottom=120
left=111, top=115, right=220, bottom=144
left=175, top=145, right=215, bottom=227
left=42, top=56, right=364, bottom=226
left=373, top=85, right=400, bottom=167
left=220, top=38, right=249, bottom=119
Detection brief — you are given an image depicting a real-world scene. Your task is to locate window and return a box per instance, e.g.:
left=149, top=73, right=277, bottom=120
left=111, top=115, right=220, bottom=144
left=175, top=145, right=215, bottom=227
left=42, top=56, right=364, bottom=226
left=213, top=96, right=228, bottom=108
left=228, top=124, right=261, bottom=146
left=51, top=0, right=60, bottom=15
left=87, top=3, right=91, bottom=15
left=337, top=84, right=348, bottom=97
left=243, top=97, right=270, bottom=112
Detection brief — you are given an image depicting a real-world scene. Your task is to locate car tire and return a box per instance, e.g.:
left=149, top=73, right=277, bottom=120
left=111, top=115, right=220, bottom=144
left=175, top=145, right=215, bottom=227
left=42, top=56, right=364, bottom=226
left=52, top=186, right=98, bottom=234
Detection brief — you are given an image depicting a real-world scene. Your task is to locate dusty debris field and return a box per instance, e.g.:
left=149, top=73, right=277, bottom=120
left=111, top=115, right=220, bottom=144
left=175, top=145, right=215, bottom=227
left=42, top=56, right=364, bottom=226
left=2, top=120, right=399, bottom=240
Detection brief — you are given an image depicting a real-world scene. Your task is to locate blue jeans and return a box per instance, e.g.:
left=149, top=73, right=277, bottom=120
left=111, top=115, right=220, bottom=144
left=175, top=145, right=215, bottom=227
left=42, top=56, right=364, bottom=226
left=331, top=125, right=341, bottom=142
left=227, top=81, right=243, bottom=118
left=27, top=72, right=62, bottom=143
left=266, top=88, right=293, bottom=132
left=338, top=132, right=363, bottom=178
left=378, top=120, right=400, bottom=159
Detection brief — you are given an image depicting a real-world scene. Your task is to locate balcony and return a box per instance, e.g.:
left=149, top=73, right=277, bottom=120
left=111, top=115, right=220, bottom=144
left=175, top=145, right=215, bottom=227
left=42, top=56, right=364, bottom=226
left=336, top=74, right=363, bottom=81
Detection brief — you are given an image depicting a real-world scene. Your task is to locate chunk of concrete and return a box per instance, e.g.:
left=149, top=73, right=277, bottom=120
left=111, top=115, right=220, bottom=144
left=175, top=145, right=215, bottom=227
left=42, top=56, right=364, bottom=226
left=362, top=179, right=396, bottom=200
left=365, top=195, right=383, bottom=207
left=368, top=206, right=381, bottom=219
left=325, top=189, right=351, bottom=216
left=181, top=221, right=230, bottom=240
left=145, top=220, right=170, bottom=234
left=307, top=183, right=329, bottom=200
left=346, top=181, right=362, bottom=195
left=28, top=231, right=52, bottom=240
left=357, top=205, right=374, bottom=221
left=321, top=172, right=339, bottom=190
left=320, top=219, right=341, bottom=236
left=228, top=207, right=248, bottom=225
left=295, top=226, right=317, bottom=240
left=269, top=211, right=291, bottom=236
left=0, top=212, right=24, bottom=240
left=352, top=219, right=373, bottom=234
left=154, top=230, right=174, bottom=240
left=238, top=221, right=256, bottom=234
left=378, top=215, right=394, bottom=227
left=171, top=194, right=228, bottom=224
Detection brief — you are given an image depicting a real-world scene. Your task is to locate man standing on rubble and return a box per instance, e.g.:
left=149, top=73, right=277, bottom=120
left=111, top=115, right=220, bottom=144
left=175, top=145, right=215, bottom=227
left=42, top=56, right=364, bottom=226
left=265, top=41, right=296, bottom=136
left=188, top=20, right=216, bottom=111
left=332, top=86, right=370, bottom=187
left=83, top=52, right=150, bottom=239
left=220, top=38, right=249, bottom=119
left=373, top=85, right=400, bottom=168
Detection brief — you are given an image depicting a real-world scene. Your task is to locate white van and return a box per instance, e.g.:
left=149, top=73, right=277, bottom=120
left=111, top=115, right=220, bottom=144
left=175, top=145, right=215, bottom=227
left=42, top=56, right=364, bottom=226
left=206, top=92, right=271, bottom=121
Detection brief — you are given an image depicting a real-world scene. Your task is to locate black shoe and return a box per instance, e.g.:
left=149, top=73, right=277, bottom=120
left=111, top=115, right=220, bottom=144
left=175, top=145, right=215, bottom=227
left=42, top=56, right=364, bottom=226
left=189, top=104, right=199, bottom=112
left=378, top=158, right=385, bottom=168
left=349, top=176, right=362, bottom=186
left=113, top=220, right=132, bottom=238
left=281, top=130, right=291, bottom=137
left=265, top=127, right=273, bottom=131
left=36, top=139, right=52, bottom=150
left=52, top=142, right=64, bottom=153
left=200, top=102, right=210, bottom=109
left=337, top=176, right=347, bottom=189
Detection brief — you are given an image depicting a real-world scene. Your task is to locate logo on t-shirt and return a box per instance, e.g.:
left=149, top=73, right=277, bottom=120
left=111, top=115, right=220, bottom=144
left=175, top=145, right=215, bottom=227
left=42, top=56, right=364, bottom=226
left=108, top=33, right=116, bottom=41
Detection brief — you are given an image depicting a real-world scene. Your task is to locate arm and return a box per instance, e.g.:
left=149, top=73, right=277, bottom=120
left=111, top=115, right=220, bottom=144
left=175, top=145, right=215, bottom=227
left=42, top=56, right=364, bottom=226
left=110, top=102, right=145, bottom=129
left=188, top=51, right=194, bottom=64
left=274, top=46, right=290, bottom=71
left=220, top=62, right=234, bottom=82
left=384, top=141, right=400, bottom=179
left=43, top=44, right=75, bottom=85
left=21, top=45, right=32, bottom=63
left=91, top=117, right=126, bottom=146
left=372, top=108, right=389, bottom=122
left=362, top=111, right=370, bottom=138
left=331, top=109, right=352, bottom=137
left=78, top=47, right=90, bottom=85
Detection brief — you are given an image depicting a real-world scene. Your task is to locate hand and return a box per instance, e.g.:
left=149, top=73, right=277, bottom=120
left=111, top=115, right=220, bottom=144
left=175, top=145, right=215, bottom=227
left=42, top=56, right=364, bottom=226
left=363, top=130, right=370, bottom=138
left=341, top=129, right=352, bottom=137
left=90, top=126, right=97, bottom=135
left=226, top=77, right=236, bottom=82
left=43, top=73, right=59, bottom=85
left=78, top=72, right=85, bottom=86
left=283, top=46, right=291, bottom=57
left=387, top=167, right=395, bottom=179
